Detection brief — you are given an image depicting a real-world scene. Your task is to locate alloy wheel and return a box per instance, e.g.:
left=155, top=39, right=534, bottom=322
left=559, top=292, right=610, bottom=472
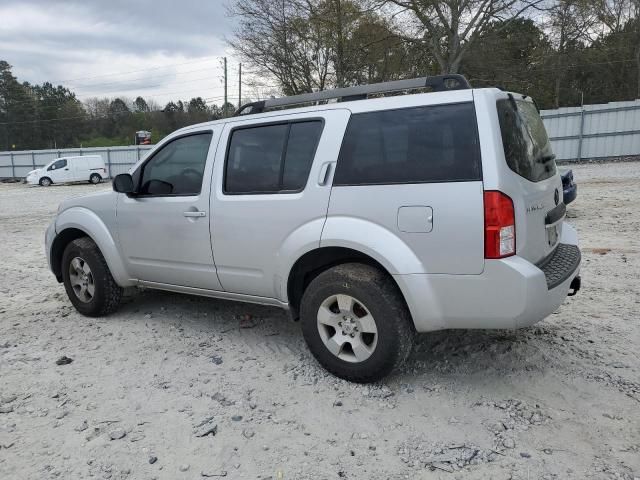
left=68, top=256, right=95, bottom=303
left=316, top=294, right=378, bottom=363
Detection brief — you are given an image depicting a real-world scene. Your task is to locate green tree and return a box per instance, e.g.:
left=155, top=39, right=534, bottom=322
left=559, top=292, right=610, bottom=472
left=134, top=96, right=150, bottom=112
left=385, top=0, right=545, bottom=74
left=31, top=81, right=85, bottom=149
left=462, top=19, right=556, bottom=107
left=187, top=97, right=208, bottom=113
left=0, top=61, right=36, bottom=150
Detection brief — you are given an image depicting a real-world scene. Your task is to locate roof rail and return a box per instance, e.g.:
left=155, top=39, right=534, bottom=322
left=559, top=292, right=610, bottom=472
left=233, top=74, right=471, bottom=116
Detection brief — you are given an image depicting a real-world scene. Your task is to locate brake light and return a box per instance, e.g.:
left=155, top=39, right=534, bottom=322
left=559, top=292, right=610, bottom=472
left=484, top=191, right=515, bottom=258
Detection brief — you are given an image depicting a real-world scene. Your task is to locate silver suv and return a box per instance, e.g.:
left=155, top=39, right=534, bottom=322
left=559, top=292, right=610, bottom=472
left=45, top=75, right=581, bottom=382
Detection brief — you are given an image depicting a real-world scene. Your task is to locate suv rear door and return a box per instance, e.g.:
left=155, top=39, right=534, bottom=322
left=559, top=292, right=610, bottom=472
left=211, top=109, right=350, bottom=298
left=493, top=94, right=563, bottom=264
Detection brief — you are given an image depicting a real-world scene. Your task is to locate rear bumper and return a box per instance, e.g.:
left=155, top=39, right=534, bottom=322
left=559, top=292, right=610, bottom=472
left=395, top=222, right=581, bottom=332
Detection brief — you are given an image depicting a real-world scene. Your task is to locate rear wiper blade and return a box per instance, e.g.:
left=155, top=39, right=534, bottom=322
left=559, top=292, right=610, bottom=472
left=536, top=154, right=556, bottom=164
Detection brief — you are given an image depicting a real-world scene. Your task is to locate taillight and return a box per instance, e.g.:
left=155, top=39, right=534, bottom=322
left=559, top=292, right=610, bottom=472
left=484, top=191, right=515, bottom=259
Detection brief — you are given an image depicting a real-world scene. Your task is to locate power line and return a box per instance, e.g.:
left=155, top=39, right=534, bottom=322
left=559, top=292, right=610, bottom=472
left=5, top=83, right=238, bottom=112
left=45, top=56, right=223, bottom=84
left=72, top=74, right=222, bottom=95
left=66, top=66, right=224, bottom=90
left=0, top=95, right=231, bottom=126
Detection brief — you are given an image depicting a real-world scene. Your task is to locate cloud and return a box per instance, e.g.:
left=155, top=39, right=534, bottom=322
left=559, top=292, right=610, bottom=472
left=0, top=0, right=239, bottom=105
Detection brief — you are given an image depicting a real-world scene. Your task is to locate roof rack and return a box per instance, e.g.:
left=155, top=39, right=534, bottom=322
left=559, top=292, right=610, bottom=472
left=233, top=74, right=471, bottom=116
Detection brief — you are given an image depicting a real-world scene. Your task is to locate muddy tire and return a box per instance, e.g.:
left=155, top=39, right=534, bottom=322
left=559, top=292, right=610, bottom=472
left=61, top=237, right=122, bottom=317
left=300, top=263, right=415, bottom=383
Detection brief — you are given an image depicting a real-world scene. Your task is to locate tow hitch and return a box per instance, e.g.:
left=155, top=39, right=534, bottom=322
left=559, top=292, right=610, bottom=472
left=568, top=276, right=581, bottom=296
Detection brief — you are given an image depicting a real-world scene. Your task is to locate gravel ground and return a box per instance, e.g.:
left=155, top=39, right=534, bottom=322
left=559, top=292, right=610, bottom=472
left=0, top=162, right=639, bottom=480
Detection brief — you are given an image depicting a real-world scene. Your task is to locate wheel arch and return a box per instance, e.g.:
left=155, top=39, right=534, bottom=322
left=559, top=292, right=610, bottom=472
left=52, top=207, right=133, bottom=287
left=286, top=246, right=406, bottom=319
left=51, top=227, right=88, bottom=281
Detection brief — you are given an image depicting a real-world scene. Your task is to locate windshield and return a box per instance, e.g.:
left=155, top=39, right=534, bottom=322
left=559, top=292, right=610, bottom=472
left=497, top=97, right=556, bottom=182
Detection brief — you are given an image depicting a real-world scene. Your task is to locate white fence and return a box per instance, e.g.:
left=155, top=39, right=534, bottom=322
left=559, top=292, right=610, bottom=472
left=2, top=99, right=640, bottom=178
left=541, top=99, right=640, bottom=161
left=0, top=146, right=154, bottom=179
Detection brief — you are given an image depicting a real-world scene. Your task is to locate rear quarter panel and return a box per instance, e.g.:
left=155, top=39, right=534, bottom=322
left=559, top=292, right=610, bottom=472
left=322, top=181, right=485, bottom=274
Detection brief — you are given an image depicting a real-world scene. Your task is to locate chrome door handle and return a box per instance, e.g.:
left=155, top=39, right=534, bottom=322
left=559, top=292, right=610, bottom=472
left=183, top=211, right=206, bottom=217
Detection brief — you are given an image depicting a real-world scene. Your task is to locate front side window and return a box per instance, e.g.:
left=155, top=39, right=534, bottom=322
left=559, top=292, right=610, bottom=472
left=333, top=103, right=481, bottom=186
left=139, top=132, right=212, bottom=195
left=224, top=120, right=323, bottom=194
left=48, top=159, right=67, bottom=171
left=497, top=98, right=556, bottom=182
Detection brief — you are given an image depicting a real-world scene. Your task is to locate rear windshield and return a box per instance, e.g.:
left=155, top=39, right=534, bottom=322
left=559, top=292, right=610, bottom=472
left=497, top=98, right=556, bottom=182
left=333, top=103, right=481, bottom=186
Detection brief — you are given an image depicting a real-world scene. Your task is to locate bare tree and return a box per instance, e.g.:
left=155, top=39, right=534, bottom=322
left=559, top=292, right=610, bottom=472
left=546, top=0, right=598, bottom=107
left=228, top=0, right=407, bottom=93
left=595, top=0, right=634, bottom=32
left=383, top=0, right=546, bottom=74
left=227, top=0, right=332, bottom=94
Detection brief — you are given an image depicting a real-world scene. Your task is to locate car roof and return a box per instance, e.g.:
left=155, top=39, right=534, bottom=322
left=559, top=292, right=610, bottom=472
left=178, top=87, right=507, bottom=134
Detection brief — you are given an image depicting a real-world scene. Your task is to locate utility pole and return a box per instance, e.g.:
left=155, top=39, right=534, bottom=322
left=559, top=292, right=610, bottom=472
left=223, top=57, right=228, bottom=117
left=238, top=63, right=242, bottom=109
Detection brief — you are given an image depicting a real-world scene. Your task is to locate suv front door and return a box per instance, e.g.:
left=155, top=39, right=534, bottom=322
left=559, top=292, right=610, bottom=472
left=116, top=130, right=223, bottom=290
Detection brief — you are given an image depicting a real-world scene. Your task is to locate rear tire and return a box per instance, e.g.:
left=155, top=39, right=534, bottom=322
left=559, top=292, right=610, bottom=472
left=300, top=263, right=415, bottom=383
left=61, top=237, right=122, bottom=317
left=89, top=173, right=102, bottom=184
left=39, top=177, right=52, bottom=187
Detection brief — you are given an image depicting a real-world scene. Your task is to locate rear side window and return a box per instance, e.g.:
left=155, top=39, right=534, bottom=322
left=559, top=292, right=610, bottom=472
left=497, top=98, right=556, bottom=182
left=224, top=120, right=323, bottom=194
left=333, top=103, right=481, bottom=186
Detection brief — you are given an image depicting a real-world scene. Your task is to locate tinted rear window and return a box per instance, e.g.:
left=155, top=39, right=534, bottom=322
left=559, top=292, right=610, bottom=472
left=497, top=98, right=556, bottom=182
left=333, top=103, right=481, bottom=186
left=224, top=120, right=323, bottom=194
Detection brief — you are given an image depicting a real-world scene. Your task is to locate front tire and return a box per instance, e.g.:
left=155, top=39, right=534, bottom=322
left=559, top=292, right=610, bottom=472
left=61, top=237, right=123, bottom=316
left=39, top=177, right=52, bottom=187
left=300, top=263, right=415, bottom=383
left=89, top=173, right=102, bottom=184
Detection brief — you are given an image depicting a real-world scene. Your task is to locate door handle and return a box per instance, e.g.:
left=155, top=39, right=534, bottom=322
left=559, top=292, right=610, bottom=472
left=183, top=211, right=206, bottom=218
left=318, top=162, right=333, bottom=186
left=64, top=168, right=69, bottom=171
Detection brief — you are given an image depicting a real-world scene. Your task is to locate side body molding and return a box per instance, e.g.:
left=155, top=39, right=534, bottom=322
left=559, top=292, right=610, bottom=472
left=55, top=207, right=134, bottom=287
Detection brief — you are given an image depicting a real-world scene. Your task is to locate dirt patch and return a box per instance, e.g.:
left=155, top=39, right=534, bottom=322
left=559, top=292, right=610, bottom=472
left=1, top=164, right=639, bottom=479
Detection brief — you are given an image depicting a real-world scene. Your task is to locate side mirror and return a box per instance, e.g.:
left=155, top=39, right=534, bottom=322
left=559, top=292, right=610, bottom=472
left=113, top=173, right=135, bottom=194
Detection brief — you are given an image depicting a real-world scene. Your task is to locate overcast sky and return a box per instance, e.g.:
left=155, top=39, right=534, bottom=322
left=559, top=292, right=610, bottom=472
left=0, top=0, right=243, bottom=106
